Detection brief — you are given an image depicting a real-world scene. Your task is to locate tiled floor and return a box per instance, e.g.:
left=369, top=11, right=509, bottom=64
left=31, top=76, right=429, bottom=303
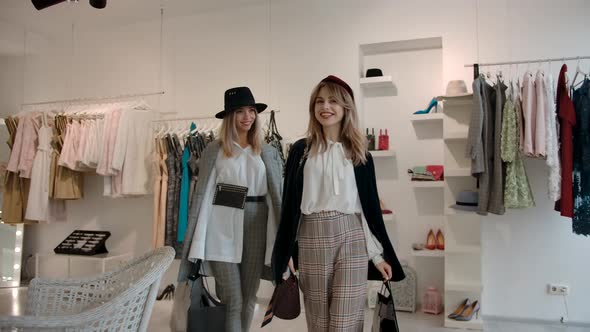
left=0, top=287, right=453, bottom=331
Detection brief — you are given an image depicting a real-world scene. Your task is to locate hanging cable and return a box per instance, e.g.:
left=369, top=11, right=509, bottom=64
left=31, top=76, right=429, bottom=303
left=157, top=4, right=164, bottom=111
left=475, top=0, right=480, bottom=64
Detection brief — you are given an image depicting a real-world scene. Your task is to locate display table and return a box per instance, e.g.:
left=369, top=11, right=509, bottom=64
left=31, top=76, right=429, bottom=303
left=35, top=252, right=132, bottom=278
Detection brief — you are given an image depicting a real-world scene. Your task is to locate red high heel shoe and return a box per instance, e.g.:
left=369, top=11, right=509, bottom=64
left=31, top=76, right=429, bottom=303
left=436, top=229, right=445, bottom=250
left=426, top=230, right=436, bottom=250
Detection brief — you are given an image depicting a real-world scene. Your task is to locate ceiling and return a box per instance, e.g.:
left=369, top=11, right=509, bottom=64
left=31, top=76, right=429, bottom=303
left=0, top=0, right=266, bottom=36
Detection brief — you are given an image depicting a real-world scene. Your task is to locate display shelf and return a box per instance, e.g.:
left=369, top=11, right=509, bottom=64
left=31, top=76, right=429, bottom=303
left=360, top=76, right=394, bottom=89
left=441, top=97, right=473, bottom=109
left=443, top=130, right=469, bottom=140
left=444, top=317, right=483, bottom=330
left=370, top=150, right=396, bottom=158
left=445, top=281, right=483, bottom=292
left=445, top=168, right=471, bottom=177
left=412, top=249, right=444, bottom=258
left=382, top=214, right=394, bottom=222
left=412, top=181, right=445, bottom=188
left=410, top=113, right=444, bottom=122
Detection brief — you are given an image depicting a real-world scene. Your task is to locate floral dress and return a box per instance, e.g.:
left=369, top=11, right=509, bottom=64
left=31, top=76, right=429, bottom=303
left=501, top=84, right=535, bottom=208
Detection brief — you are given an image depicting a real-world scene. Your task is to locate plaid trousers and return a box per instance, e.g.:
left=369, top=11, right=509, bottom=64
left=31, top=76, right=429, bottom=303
left=209, top=201, right=268, bottom=332
left=299, top=211, right=368, bottom=332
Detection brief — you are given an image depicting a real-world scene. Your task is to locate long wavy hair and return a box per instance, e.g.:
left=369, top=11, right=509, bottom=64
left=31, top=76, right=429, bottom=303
left=219, top=107, right=262, bottom=157
left=306, top=81, right=367, bottom=165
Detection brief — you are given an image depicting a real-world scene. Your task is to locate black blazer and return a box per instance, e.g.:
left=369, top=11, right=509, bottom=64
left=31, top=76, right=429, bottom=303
left=271, top=139, right=405, bottom=284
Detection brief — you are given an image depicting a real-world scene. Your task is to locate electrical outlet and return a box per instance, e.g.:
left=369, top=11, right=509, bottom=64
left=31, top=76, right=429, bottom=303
left=547, top=284, right=570, bottom=296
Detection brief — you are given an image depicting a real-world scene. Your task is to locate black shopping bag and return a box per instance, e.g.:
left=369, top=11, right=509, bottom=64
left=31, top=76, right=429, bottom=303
left=187, top=261, right=226, bottom=332
left=371, top=281, right=400, bottom=332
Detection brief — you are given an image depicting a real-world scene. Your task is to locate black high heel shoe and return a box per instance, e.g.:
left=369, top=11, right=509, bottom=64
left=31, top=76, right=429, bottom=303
left=156, top=284, right=175, bottom=301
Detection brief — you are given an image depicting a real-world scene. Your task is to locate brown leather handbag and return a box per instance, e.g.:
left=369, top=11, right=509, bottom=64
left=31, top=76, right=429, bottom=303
left=261, top=273, right=301, bottom=327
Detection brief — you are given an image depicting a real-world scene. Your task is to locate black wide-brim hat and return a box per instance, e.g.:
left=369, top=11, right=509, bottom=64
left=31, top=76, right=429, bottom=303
left=215, top=86, right=267, bottom=119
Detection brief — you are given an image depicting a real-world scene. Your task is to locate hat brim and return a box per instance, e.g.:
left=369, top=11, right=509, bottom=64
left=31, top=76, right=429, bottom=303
left=449, top=203, right=479, bottom=212
left=215, top=103, right=268, bottom=119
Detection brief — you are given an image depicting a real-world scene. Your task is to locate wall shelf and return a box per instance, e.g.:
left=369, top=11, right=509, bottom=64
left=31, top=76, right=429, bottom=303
left=412, top=181, right=445, bottom=188
left=382, top=214, right=394, bottom=222
left=360, top=76, right=394, bottom=89
left=412, top=250, right=444, bottom=258
left=441, top=97, right=472, bottom=109
left=410, top=113, right=444, bottom=122
left=370, top=150, right=396, bottom=158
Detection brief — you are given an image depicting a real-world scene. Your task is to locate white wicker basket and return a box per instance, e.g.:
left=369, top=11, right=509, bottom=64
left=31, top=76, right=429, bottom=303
left=0, top=246, right=174, bottom=332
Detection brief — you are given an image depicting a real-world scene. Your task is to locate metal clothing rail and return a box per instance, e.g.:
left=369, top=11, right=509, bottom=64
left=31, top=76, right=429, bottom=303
left=465, top=55, right=590, bottom=67
left=151, top=110, right=281, bottom=123
left=21, top=91, right=165, bottom=106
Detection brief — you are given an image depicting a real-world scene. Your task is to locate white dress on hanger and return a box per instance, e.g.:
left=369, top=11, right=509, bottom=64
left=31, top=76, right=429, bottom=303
left=26, top=115, right=66, bottom=222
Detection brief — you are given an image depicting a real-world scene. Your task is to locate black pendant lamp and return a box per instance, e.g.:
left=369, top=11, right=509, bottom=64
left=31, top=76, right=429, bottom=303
left=31, top=0, right=66, bottom=10
left=31, top=0, right=107, bottom=10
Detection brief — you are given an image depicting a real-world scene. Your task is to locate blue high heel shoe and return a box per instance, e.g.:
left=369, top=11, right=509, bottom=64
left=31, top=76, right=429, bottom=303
left=414, top=97, right=438, bottom=114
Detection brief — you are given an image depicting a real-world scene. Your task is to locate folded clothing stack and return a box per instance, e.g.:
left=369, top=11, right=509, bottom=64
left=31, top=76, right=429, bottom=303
left=408, top=165, right=444, bottom=181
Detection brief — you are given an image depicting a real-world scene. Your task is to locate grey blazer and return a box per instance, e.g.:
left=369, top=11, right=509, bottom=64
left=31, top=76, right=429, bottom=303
left=177, top=140, right=283, bottom=282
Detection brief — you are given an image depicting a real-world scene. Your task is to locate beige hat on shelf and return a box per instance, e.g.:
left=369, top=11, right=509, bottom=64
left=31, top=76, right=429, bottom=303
left=437, top=80, right=472, bottom=100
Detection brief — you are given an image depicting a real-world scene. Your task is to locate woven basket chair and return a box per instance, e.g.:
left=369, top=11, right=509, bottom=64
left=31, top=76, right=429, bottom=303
left=0, top=246, right=175, bottom=332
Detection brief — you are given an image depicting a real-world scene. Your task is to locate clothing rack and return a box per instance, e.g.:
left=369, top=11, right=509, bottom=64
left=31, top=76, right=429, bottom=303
left=467, top=55, right=590, bottom=78
left=21, top=91, right=165, bottom=107
left=151, top=110, right=281, bottom=123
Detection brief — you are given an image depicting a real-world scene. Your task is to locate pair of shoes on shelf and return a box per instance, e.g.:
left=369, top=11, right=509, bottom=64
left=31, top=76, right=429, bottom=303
left=448, top=299, right=480, bottom=321
left=380, top=199, right=393, bottom=214
left=156, top=284, right=176, bottom=301
left=414, top=97, right=438, bottom=114
left=426, top=229, right=444, bottom=250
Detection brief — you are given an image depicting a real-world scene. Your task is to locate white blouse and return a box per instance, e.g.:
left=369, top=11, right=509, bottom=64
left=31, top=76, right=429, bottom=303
left=301, top=140, right=384, bottom=264
left=188, top=142, right=272, bottom=265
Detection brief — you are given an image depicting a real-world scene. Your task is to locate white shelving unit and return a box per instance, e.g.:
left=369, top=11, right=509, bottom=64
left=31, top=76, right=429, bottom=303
left=443, top=96, right=483, bottom=330
left=370, top=149, right=396, bottom=158
left=410, top=113, right=444, bottom=122
left=412, top=249, right=444, bottom=258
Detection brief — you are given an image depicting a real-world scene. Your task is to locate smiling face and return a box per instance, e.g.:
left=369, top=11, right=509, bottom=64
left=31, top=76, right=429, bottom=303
left=313, top=86, right=345, bottom=131
left=233, top=106, right=257, bottom=134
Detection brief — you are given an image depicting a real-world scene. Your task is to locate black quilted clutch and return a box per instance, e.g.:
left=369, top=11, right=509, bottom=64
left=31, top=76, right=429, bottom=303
left=213, top=183, right=248, bottom=209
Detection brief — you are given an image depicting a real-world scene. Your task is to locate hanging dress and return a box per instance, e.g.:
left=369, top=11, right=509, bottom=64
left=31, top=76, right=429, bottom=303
left=501, top=85, right=535, bottom=208
left=554, top=64, right=576, bottom=218
left=572, top=78, right=590, bottom=236
left=26, top=114, right=66, bottom=222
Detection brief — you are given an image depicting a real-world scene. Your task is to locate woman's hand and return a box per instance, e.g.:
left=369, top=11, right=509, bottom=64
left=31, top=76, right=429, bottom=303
left=283, top=257, right=295, bottom=280
left=375, top=261, right=392, bottom=280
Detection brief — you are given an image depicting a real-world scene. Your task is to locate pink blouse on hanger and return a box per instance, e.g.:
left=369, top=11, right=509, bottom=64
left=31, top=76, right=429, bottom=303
left=521, top=71, right=536, bottom=156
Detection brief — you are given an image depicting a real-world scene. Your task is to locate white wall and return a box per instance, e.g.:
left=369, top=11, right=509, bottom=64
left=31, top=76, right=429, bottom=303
left=2, top=0, right=590, bottom=325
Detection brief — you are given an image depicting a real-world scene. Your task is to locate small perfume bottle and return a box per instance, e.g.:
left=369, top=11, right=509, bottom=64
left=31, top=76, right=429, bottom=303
left=367, top=128, right=376, bottom=151
left=379, top=129, right=389, bottom=150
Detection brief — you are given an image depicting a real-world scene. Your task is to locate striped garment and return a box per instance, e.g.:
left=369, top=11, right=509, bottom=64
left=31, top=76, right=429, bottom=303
left=298, top=211, right=368, bottom=332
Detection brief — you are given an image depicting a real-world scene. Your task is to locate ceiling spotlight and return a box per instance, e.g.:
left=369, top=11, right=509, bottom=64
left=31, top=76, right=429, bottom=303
left=89, top=0, right=106, bottom=9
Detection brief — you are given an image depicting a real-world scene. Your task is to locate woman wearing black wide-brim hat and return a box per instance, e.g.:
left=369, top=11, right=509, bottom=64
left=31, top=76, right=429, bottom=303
left=177, top=86, right=284, bottom=332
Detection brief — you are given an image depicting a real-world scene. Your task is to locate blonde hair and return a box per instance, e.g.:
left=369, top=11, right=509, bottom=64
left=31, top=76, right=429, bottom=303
left=219, top=107, right=262, bottom=157
left=306, top=81, right=367, bottom=165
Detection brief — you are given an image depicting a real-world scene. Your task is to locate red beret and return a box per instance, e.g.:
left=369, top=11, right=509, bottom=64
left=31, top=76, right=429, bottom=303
left=320, top=75, right=354, bottom=101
